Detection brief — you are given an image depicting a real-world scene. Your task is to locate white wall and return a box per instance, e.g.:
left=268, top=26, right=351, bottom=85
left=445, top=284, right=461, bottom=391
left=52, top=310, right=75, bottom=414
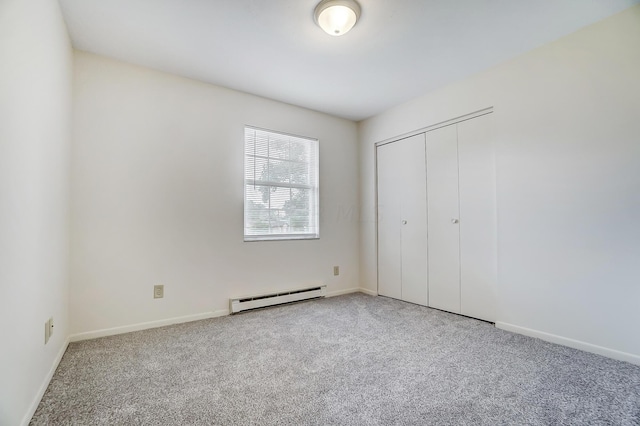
left=359, top=6, right=640, bottom=361
left=0, top=0, right=73, bottom=424
left=70, top=52, right=360, bottom=335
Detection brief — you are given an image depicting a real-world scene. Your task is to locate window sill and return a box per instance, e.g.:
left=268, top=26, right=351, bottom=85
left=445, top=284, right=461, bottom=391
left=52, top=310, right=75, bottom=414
left=244, top=235, right=320, bottom=242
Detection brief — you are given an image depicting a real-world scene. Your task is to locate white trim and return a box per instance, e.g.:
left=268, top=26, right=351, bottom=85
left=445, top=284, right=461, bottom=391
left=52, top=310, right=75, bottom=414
left=70, top=289, right=379, bottom=342
left=244, top=235, right=320, bottom=242
left=374, top=107, right=494, bottom=147
left=245, top=124, right=318, bottom=142
left=69, top=310, right=229, bottom=342
left=21, top=337, right=70, bottom=426
left=326, top=287, right=379, bottom=297
left=326, top=287, right=360, bottom=297
left=495, top=322, right=640, bottom=366
left=358, top=287, right=378, bottom=296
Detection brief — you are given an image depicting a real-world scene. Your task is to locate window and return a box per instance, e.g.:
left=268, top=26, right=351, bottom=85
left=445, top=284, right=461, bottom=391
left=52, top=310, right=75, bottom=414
left=244, top=126, right=319, bottom=241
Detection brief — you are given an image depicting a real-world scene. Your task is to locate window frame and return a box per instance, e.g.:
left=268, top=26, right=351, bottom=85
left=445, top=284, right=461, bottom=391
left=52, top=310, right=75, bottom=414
left=243, top=125, right=320, bottom=242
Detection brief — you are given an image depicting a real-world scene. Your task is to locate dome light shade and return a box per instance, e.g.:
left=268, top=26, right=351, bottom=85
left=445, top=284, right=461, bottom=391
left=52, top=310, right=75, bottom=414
left=314, top=0, right=361, bottom=36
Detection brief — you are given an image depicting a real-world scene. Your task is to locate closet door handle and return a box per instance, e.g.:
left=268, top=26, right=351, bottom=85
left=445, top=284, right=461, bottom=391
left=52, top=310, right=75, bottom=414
left=402, top=220, right=407, bottom=225
left=451, top=218, right=459, bottom=224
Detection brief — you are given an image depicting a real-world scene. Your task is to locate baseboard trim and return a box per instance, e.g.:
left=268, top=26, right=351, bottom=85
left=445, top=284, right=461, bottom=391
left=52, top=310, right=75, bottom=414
left=69, top=310, right=229, bottom=342
left=68, top=289, right=380, bottom=343
left=358, top=287, right=378, bottom=297
left=21, top=337, right=70, bottom=426
left=326, top=287, right=378, bottom=297
left=495, top=322, right=640, bottom=366
left=326, top=287, right=360, bottom=297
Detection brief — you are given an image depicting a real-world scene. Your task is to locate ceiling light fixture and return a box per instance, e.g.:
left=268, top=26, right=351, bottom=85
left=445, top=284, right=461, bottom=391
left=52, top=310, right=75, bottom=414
left=314, top=0, right=361, bottom=37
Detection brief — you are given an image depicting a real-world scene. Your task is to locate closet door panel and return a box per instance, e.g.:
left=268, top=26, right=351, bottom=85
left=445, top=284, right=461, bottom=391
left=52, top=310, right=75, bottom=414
left=427, top=125, right=461, bottom=313
left=400, top=134, right=428, bottom=306
left=458, top=114, right=497, bottom=322
left=377, top=142, right=403, bottom=300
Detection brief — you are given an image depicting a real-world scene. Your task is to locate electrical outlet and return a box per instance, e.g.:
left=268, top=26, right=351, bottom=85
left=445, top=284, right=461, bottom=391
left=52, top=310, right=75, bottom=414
left=154, top=285, right=164, bottom=299
left=333, top=266, right=340, bottom=276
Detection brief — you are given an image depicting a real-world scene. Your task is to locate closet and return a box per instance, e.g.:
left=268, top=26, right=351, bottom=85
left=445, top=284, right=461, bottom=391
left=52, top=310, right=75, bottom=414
left=377, top=133, right=428, bottom=306
left=376, top=111, right=497, bottom=322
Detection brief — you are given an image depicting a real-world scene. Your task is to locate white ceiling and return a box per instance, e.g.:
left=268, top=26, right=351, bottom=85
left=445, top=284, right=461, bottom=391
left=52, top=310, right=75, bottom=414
left=59, top=0, right=638, bottom=121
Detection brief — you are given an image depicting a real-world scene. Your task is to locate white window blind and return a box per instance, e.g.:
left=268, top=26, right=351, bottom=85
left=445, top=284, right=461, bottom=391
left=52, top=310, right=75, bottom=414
left=244, top=126, right=319, bottom=241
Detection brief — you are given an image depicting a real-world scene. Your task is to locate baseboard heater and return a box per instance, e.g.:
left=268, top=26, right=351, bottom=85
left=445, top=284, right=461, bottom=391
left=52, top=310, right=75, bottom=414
left=230, top=285, right=327, bottom=314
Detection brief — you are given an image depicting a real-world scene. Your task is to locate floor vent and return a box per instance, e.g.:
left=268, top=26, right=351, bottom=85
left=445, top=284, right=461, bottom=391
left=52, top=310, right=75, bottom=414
left=230, top=285, right=327, bottom=314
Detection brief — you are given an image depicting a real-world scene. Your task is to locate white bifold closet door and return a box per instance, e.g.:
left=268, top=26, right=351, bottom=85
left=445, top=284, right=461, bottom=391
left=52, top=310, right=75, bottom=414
left=377, top=112, right=496, bottom=322
left=426, top=114, right=497, bottom=322
left=377, top=134, right=428, bottom=306
left=457, top=115, right=497, bottom=322
left=426, top=125, right=461, bottom=314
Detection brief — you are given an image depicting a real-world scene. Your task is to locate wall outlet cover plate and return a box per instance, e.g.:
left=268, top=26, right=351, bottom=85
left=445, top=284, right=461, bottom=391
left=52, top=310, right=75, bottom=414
left=154, top=285, right=164, bottom=299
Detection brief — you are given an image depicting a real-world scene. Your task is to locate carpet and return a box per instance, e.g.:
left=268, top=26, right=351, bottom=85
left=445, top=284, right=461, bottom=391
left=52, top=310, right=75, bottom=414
left=31, top=293, right=640, bottom=425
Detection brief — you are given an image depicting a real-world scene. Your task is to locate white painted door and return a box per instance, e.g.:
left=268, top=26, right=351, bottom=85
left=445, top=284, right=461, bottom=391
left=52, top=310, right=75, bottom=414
left=400, top=134, right=428, bottom=306
left=377, top=134, right=428, bottom=305
left=377, top=141, right=403, bottom=300
left=458, top=114, right=497, bottom=322
left=426, top=124, right=461, bottom=313
left=379, top=113, right=496, bottom=320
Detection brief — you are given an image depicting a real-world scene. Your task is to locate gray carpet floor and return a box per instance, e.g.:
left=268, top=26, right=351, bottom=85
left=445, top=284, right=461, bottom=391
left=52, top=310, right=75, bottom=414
left=32, top=293, right=640, bottom=425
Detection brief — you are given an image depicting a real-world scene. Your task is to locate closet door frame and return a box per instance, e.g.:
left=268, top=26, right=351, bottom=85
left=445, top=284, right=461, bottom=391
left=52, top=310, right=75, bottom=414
left=374, top=107, right=494, bottom=299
